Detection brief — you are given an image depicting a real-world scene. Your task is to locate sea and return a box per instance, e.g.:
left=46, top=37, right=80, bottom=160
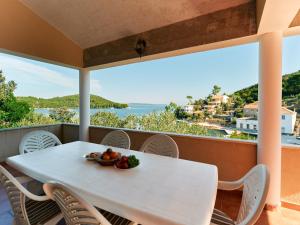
left=34, top=103, right=166, bottom=118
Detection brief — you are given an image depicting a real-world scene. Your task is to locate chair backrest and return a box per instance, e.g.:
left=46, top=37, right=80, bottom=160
left=19, top=130, right=62, bottom=154
left=236, top=164, right=270, bottom=225
left=140, top=134, right=179, bottom=158
left=101, top=130, right=131, bottom=149
left=43, top=182, right=111, bottom=225
left=0, top=165, right=30, bottom=225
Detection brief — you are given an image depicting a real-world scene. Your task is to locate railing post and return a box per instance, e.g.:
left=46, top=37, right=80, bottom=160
left=258, top=31, right=282, bottom=208
left=79, top=68, right=90, bottom=141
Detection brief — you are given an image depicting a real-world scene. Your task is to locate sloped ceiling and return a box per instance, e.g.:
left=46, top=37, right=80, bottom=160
left=19, top=0, right=251, bottom=48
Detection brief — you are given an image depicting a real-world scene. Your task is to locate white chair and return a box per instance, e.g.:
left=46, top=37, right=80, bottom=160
left=211, top=164, right=270, bottom=225
left=101, top=130, right=131, bottom=149
left=44, top=182, right=138, bottom=225
left=140, top=134, right=179, bottom=158
left=0, top=165, right=62, bottom=225
left=19, top=130, right=62, bottom=195
left=19, top=130, right=62, bottom=154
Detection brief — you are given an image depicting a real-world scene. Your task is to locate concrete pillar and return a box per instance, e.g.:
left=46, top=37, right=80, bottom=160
left=79, top=68, right=90, bottom=141
left=258, top=31, right=282, bottom=207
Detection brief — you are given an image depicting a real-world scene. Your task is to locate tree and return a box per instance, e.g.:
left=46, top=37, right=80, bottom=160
left=16, top=112, right=57, bottom=127
left=186, top=96, right=193, bottom=104
left=91, top=111, right=124, bottom=128
left=49, top=107, right=76, bottom=123
left=123, top=114, right=139, bottom=129
left=165, top=102, right=178, bottom=113
left=212, top=85, right=221, bottom=95
left=194, top=98, right=205, bottom=108
left=0, top=70, right=30, bottom=127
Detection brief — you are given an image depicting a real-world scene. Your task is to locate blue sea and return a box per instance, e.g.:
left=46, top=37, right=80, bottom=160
left=34, top=103, right=166, bottom=118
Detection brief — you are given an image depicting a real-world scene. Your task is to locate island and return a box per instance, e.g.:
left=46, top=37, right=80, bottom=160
left=17, top=94, right=128, bottom=109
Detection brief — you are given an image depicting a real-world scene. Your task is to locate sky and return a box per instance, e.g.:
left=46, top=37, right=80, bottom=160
left=0, top=35, right=300, bottom=105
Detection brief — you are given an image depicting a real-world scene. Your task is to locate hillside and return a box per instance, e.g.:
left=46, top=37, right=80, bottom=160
left=17, top=95, right=128, bottom=109
left=233, top=71, right=300, bottom=104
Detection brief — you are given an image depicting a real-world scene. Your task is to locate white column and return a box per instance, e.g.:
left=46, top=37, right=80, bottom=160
left=258, top=31, right=282, bottom=207
left=79, top=68, right=90, bottom=141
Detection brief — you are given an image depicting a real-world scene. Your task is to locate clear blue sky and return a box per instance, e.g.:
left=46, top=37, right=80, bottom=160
left=0, top=35, right=299, bottom=105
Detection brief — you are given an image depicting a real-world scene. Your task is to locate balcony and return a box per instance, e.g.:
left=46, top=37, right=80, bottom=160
left=1, top=124, right=300, bottom=224
left=1, top=1, right=300, bottom=224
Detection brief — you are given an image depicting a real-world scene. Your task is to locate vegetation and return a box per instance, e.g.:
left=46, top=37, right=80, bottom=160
left=229, top=131, right=256, bottom=140
left=234, top=71, right=300, bottom=104
left=15, top=112, right=57, bottom=128
left=49, top=107, right=76, bottom=123
left=17, top=95, right=128, bottom=109
left=90, top=109, right=214, bottom=137
left=2, top=67, right=299, bottom=141
left=212, top=85, right=221, bottom=95
left=0, top=71, right=31, bottom=128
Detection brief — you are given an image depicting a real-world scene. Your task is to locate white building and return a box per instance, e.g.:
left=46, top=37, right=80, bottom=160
left=236, top=102, right=297, bottom=134
left=203, top=95, right=230, bottom=115
left=184, top=104, right=195, bottom=114
left=211, top=95, right=229, bottom=105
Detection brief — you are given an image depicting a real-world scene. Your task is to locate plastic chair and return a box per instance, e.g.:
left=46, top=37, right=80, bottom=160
left=101, top=130, right=131, bottom=149
left=211, top=164, right=270, bottom=225
left=44, top=182, right=138, bottom=225
left=140, top=134, right=179, bottom=158
left=19, top=130, right=62, bottom=154
left=0, top=165, right=62, bottom=225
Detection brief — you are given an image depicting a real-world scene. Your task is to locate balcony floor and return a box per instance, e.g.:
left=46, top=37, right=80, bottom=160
left=1, top=164, right=300, bottom=225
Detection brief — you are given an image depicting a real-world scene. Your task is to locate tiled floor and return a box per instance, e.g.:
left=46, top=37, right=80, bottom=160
left=215, top=190, right=300, bottom=225
left=1, top=164, right=300, bottom=225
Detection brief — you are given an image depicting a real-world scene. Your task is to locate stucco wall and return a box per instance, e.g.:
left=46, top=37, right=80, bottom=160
left=89, top=125, right=257, bottom=181
left=281, top=145, right=300, bottom=205
left=0, top=124, right=62, bottom=161
left=0, top=0, right=82, bottom=67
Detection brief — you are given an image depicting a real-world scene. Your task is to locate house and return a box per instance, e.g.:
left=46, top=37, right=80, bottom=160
left=203, top=95, right=229, bottom=115
left=243, top=102, right=259, bottom=117
left=211, top=95, right=229, bottom=105
left=237, top=102, right=297, bottom=134
left=183, top=104, right=195, bottom=114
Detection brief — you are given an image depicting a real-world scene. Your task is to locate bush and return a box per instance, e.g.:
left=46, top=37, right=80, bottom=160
left=49, top=107, right=76, bottom=123
left=91, top=112, right=124, bottom=128
left=14, top=112, right=57, bottom=127
left=229, top=131, right=256, bottom=140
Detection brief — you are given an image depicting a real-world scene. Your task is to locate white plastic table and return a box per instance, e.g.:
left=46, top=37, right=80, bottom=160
left=7, top=141, right=218, bottom=225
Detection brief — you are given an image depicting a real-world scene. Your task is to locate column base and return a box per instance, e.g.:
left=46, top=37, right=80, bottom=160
left=265, top=203, right=281, bottom=211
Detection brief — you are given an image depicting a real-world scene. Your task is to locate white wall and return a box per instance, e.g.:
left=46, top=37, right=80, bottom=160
left=236, top=119, right=258, bottom=131
left=237, top=112, right=297, bottom=134
left=0, top=124, right=62, bottom=161
left=281, top=113, right=297, bottom=134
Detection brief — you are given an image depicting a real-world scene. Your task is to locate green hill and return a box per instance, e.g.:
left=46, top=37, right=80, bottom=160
left=233, top=71, right=300, bottom=104
left=17, top=95, right=128, bottom=109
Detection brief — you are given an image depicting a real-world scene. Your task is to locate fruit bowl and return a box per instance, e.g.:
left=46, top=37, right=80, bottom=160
left=96, top=148, right=121, bottom=166
left=97, top=154, right=121, bottom=166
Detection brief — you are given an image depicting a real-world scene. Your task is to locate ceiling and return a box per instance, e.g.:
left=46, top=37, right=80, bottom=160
left=19, top=0, right=251, bottom=49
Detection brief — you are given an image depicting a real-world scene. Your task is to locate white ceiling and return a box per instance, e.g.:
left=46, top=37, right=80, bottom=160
left=19, top=0, right=251, bottom=49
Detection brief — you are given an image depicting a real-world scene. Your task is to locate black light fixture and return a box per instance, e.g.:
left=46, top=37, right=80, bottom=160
left=135, top=38, right=147, bottom=58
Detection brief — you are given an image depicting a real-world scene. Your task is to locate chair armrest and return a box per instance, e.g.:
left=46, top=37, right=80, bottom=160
left=0, top=167, right=50, bottom=202
left=218, top=179, right=243, bottom=191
